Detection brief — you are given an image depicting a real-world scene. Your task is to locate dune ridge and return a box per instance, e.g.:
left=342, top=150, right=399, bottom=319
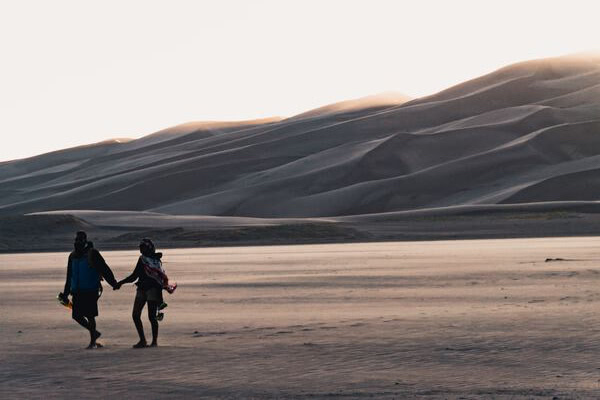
left=1, top=54, right=599, bottom=220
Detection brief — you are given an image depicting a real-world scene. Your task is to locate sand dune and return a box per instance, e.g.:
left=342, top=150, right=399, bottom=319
left=1, top=54, right=599, bottom=222
left=287, top=91, right=411, bottom=121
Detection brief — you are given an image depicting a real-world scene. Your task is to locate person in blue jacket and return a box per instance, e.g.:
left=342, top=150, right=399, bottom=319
left=59, top=231, right=118, bottom=348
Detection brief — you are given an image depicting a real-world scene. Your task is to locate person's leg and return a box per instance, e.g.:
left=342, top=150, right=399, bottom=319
left=88, top=316, right=101, bottom=343
left=72, top=294, right=90, bottom=330
left=147, top=301, right=159, bottom=347
left=85, top=317, right=102, bottom=348
left=158, top=290, right=165, bottom=308
left=89, top=292, right=101, bottom=344
left=72, top=314, right=90, bottom=330
left=72, top=293, right=101, bottom=348
left=73, top=313, right=101, bottom=348
left=88, top=317, right=96, bottom=340
left=132, top=293, right=147, bottom=347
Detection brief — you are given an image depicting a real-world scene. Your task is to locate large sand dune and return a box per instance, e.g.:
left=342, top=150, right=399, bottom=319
left=1, top=54, right=599, bottom=220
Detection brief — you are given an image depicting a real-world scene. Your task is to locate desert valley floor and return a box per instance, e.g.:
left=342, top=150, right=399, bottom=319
left=1, top=238, right=600, bottom=399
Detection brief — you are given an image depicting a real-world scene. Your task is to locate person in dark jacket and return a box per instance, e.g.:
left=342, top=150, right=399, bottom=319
left=115, top=238, right=164, bottom=348
left=59, top=231, right=118, bottom=348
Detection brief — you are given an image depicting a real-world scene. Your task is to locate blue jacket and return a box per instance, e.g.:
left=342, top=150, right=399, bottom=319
left=70, top=254, right=101, bottom=292
left=63, top=246, right=117, bottom=295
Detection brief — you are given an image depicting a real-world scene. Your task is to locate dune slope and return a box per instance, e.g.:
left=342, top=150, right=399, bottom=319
left=1, top=54, right=599, bottom=218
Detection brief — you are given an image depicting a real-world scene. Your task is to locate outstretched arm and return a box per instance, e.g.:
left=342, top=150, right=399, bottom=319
left=118, top=258, right=143, bottom=286
left=90, top=249, right=118, bottom=288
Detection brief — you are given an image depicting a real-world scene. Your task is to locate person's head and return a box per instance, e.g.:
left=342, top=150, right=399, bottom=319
left=139, top=238, right=155, bottom=256
left=74, top=231, right=88, bottom=252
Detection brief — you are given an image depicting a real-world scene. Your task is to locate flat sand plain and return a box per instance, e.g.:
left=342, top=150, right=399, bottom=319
left=1, top=238, right=600, bottom=399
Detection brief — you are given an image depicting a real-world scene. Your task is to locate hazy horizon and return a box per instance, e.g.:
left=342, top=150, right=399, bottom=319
left=1, top=0, right=599, bottom=162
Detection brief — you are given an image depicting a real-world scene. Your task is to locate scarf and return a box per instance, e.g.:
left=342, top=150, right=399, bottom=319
left=140, top=255, right=177, bottom=294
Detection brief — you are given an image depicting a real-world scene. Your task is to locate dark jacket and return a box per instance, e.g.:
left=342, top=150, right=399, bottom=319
left=120, top=255, right=163, bottom=291
left=63, top=246, right=118, bottom=295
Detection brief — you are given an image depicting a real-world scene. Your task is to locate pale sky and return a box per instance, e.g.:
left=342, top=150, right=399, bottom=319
left=0, top=0, right=599, bottom=162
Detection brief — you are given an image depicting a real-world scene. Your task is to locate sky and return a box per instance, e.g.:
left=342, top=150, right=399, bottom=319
left=0, top=0, right=599, bottom=162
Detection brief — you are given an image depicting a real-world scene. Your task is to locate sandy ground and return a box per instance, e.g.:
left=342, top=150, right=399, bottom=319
left=1, top=238, right=600, bottom=399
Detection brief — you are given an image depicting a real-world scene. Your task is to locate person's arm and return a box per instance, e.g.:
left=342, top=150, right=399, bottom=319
left=118, top=257, right=143, bottom=286
left=90, top=249, right=118, bottom=288
left=62, top=254, right=73, bottom=296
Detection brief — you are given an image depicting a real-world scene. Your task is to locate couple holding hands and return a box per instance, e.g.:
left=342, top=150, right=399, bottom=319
left=58, top=231, right=176, bottom=349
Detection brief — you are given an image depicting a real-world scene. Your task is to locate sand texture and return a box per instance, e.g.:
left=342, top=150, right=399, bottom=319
left=1, top=54, right=599, bottom=219
left=2, top=238, right=600, bottom=399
